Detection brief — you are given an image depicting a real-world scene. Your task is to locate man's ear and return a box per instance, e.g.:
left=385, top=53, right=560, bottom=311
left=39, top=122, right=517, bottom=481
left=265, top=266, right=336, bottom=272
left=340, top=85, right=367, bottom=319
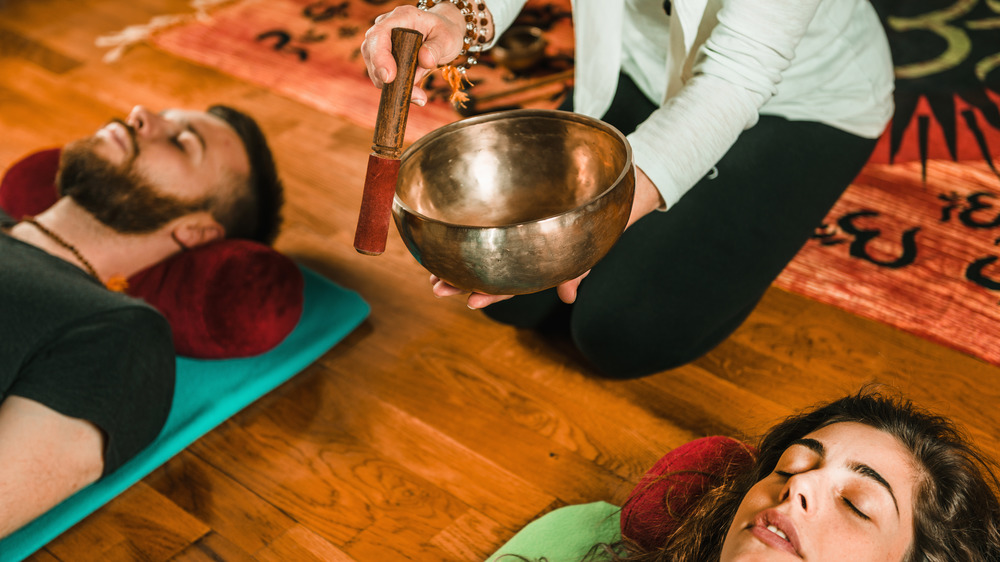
left=170, top=211, right=225, bottom=249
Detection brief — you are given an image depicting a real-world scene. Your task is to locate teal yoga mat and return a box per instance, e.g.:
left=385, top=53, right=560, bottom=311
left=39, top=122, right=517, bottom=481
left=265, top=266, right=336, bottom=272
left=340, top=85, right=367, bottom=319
left=0, top=266, right=369, bottom=561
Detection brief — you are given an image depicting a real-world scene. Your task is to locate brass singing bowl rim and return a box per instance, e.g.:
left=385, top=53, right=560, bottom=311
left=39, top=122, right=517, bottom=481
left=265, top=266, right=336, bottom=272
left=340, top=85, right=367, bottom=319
left=392, top=109, right=633, bottom=229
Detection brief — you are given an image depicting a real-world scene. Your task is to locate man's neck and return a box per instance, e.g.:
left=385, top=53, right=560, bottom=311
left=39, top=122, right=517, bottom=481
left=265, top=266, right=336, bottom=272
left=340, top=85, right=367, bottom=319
left=8, top=198, right=180, bottom=283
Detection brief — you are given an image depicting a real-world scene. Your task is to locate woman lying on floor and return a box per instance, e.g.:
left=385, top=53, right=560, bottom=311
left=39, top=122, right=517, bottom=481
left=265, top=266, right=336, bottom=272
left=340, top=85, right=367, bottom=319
left=488, top=389, right=1000, bottom=561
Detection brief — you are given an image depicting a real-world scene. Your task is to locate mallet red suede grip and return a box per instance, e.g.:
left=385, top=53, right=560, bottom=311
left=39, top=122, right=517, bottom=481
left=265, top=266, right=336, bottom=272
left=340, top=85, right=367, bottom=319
left=354, top=28, right=424, bottom=256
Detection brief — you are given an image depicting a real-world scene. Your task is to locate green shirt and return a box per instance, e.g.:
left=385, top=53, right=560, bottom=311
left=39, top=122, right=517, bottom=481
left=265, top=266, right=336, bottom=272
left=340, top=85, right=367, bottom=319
left=486, top=501, right=622, bottom=562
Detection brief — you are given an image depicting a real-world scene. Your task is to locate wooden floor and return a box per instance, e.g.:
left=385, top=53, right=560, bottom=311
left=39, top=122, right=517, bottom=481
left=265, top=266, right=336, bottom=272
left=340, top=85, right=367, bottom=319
left=3, top=1, right=1000, bottom=560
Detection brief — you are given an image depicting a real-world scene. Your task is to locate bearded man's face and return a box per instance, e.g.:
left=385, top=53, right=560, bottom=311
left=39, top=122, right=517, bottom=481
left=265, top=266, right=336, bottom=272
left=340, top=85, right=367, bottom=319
left=57, top=119, right=210, bottom=234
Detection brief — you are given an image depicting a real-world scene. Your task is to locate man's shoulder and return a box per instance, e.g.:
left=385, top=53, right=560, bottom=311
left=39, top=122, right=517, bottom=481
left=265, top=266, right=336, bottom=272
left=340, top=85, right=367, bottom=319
left=52, top=291, right=173, bottom=355
left=1, top=236, right=172, bottom=362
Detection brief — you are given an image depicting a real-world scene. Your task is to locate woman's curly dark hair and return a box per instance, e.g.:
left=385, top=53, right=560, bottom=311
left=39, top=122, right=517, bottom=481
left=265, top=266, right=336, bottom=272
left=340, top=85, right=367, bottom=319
left=615, top=387, right=1000, bottom=561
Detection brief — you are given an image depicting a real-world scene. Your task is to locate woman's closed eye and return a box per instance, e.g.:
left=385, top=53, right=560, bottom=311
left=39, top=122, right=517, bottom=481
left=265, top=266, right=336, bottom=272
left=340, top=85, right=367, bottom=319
left=774, top=469, right=874, bottom=521
left=842, top=496, right=871, bottom=521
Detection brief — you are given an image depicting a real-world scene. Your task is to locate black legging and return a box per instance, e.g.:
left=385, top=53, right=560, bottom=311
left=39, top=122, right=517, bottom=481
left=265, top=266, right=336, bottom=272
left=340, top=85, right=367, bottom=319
left=485, top=74, right=878, bottom=379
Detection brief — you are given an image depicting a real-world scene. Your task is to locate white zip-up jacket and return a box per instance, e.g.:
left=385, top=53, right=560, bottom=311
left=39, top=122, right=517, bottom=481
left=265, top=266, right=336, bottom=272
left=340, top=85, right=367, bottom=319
left=486, top=0, right=894, bottom=208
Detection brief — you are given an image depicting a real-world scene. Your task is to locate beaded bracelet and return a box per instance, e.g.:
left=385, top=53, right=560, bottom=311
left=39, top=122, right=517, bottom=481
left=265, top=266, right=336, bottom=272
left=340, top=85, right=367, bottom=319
left=416, top=0, right=492, bottom=105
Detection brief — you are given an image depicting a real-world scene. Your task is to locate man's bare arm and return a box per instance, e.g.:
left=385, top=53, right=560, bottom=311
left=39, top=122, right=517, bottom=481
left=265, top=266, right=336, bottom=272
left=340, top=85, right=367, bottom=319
left=0, top=395, right=104, bottom=538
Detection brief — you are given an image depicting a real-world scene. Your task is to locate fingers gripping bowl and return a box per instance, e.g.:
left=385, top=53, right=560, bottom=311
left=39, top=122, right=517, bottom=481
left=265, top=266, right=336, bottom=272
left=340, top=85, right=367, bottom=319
left=392, top=109, right=635, bottom=295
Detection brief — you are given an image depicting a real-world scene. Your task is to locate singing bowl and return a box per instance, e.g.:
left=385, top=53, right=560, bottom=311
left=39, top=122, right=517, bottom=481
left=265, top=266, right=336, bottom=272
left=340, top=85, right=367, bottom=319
left=392, top=109, right=635, bottom=295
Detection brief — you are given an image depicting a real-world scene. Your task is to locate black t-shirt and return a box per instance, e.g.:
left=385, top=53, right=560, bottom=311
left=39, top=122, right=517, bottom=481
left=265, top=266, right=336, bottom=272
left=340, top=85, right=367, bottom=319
left=1, top=211, right=175, bottom=476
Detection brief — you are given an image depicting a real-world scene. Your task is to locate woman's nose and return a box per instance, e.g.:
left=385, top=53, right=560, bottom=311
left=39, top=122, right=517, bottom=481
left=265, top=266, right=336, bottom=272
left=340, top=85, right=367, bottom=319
left=781, top=473, right=814, bottom=513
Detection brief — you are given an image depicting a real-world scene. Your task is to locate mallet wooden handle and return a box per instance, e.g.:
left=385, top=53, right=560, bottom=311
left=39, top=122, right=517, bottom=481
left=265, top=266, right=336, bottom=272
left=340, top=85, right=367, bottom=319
left=354, top=27, right=424, bottom=256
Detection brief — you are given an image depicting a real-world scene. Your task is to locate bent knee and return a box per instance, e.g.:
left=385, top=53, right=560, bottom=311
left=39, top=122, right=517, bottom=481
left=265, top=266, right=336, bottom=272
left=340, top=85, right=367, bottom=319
left=571, top=321, right=708, bottom=379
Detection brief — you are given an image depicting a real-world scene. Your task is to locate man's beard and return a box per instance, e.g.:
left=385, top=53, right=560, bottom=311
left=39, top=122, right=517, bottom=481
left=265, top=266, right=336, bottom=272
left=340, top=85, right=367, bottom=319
left=57, top=122, right=212, bottom=234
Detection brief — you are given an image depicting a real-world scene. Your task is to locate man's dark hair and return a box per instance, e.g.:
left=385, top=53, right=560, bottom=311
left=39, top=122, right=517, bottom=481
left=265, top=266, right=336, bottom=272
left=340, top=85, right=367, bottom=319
left=207, top=104, right=284, bottom=245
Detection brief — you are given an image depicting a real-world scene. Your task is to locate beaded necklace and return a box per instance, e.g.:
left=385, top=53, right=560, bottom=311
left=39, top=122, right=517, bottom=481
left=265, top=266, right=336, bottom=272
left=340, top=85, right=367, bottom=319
left=22, top=216, right=128, bottom=292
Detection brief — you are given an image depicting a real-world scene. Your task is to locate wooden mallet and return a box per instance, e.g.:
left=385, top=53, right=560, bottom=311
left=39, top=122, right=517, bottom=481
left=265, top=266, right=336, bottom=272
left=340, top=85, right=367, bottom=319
left=354, top=27, right=424, bottom=256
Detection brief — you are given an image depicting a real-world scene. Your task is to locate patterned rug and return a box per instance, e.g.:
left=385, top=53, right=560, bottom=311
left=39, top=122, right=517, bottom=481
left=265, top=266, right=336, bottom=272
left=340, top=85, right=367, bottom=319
left=773, top=160, right=1000, bottom=366
left=127, top=0, right=574, bottom=141
left=109, top=0, right=1000, bottom=366
left=774, top=0, right=1000, bottom=366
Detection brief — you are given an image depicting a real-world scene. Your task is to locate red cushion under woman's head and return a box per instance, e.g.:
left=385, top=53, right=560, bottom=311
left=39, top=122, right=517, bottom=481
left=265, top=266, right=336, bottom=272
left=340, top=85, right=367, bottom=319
left=621, top=436, right=755, bottom=552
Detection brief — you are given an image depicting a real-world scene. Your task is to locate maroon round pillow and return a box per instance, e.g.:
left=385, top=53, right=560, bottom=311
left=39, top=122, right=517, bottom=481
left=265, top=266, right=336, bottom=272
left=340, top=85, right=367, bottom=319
left=621, top=436, right=756, bottom=552
left=0, top=148, right=62, bottom=217
left=1, top=148, right=303, bottom=359
left=128, top=239, right=303, bottom=358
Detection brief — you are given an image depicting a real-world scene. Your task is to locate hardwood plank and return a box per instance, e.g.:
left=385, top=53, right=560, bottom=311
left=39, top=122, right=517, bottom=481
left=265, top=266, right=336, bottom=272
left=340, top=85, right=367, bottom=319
left=43, top=483, right=209, bottom=562
left=190, top=367, right=559, bottom=538
left=1, top=0, right=189, bottom=60
left=701, top=286, right=1000, bottom=454
left=182, top=419, right=385, bottom=545
left=22, top=549, right=61, bottom=562
left=169, top=373, right=487, bottom=550
left=429, top=508, right=522, bottom=562
left=255, top=525, right=357, bottom=562
left=0, top=25, right=81, bottom=73
left=66, top=45, right=262, bottom=111
left=324, top=376, right=558, bottom=528
left=168, top=531, right=256, bottom=562
left=319, top=346, right=635, bottom=507
left=0, top=59, right=120, bottom=147
left=344, top=524, right=465, bottom=562
left=144, top=450, right=298, bottom=553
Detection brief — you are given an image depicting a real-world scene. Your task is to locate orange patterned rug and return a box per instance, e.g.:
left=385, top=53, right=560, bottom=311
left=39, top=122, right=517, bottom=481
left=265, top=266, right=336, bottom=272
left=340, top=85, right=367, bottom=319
left=773, top=160, right=1000, bottom=366
left=774, top=0, right=1000, bottom=365
left=140, top=0, right=574, bottom=141
left=119, top=0, right=1000, bottom=366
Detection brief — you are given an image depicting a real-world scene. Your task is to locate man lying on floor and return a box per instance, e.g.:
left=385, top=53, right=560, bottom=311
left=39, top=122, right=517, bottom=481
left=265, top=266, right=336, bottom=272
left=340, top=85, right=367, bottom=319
left=0, top=104, right=283, bottom=537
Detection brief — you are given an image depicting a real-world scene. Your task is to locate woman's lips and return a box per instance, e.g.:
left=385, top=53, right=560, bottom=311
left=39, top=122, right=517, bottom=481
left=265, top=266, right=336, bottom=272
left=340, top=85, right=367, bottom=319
left=751, top=510, right=803, bottom=557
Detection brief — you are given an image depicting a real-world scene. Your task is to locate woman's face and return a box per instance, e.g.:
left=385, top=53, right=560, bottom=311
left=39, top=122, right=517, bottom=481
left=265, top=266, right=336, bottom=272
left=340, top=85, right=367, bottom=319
left=719, top=422, right=918, bottom=562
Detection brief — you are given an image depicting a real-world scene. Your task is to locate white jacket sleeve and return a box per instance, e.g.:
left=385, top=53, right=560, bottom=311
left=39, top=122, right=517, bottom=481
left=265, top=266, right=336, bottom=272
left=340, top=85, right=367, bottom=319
left=482, top=0, right=530, bottom=48
left=628, top=0, right=821, bottom=209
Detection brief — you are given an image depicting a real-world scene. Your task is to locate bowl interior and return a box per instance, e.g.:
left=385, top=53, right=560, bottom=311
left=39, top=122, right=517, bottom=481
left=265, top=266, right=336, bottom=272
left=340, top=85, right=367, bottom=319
left=396, top=111, right=631, bottom=227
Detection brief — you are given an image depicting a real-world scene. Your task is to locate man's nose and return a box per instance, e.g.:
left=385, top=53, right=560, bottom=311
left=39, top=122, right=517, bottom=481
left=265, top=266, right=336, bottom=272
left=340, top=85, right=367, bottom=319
left=125, top=106, right=178, bottom=139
